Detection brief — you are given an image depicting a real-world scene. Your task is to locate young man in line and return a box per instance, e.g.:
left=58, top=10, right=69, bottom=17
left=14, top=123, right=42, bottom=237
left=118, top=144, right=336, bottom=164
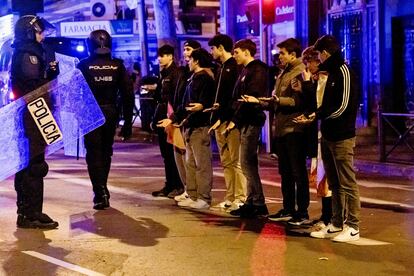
left=208, top=34, right=247, bottom=212
left=159, top=48, right=215, bottom=209
left=300, top=46, right=332, bottom=230
left=226, top=39, right=269, bottom=218
left=151, top=44, right=184, bottom=198
left=295, top=35, right=361, bottom=242
left=241, top=38, right=311, bottom=224
left=169, top=40, right=202, bottom=202
left=267, top=38, right=310, bottom=225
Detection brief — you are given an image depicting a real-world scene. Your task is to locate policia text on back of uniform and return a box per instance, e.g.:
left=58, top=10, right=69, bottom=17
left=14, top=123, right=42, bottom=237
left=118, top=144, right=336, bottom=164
left=77, top=30, right=134, bottom=210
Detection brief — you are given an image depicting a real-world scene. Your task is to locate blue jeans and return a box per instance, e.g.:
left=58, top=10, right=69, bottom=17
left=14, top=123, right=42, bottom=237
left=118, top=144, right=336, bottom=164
left=240, top=125, right=265, bottom=206
left=321, top=137, right=360, bottom=230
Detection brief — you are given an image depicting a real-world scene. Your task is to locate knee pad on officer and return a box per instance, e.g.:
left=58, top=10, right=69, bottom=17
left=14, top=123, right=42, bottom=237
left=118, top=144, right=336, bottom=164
left=29, top=162, right=49, bottom=177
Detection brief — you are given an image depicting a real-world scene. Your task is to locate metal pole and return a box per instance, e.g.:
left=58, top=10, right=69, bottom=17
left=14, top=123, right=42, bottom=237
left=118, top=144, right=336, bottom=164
left=378, top=103, right=385, bottom=162
left=220, top=0, right=227, bottom=34
left=259, top=0, right=270, bottom=152
left=259, top=0, right=263, bottom=61
left=137, top=0, right=149, bottom=76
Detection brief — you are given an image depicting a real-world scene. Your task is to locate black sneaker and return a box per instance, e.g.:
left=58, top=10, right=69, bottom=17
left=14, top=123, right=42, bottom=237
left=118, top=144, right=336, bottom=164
left=229, top=204, right=268, bottom=218
left=229, top=204, right=246, bottom=217
left=17, top=213, right=59, bottom=229
left=167, top=188, right=184, bottom=199
left=151, top=188, right=169, bottom=197
left=268, top=209, right=293, bottom=222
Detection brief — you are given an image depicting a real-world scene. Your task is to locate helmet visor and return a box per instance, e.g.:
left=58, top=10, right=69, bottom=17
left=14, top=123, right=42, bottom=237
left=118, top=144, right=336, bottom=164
left=31, top=17, right=56, bottom=37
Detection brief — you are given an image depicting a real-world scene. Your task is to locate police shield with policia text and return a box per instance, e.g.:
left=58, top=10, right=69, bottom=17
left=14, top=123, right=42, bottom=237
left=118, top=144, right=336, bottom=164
left=11, top=15, right=59, bottom=229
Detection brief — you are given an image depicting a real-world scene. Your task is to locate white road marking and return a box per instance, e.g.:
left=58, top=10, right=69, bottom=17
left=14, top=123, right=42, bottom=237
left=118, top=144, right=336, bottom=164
left=358, top=180, right=414, bottom=192
left=22, top=251, right=105, bottom=276
left=48, top=164, right=165, bottom=169
left=212, top=172, right=414, bottom=210
left=211, top=188, right=226, bottom=192
left=47, top=172, right=168, bottom=201
left=346, top=238, right=391, bottom=246
left=265, top=197, right=283, bottom=204
left=359, top=196, right=414, bottom=209
left=46, top=169, right=414, bottom=209
left=264, top=197, right=319, bottom=204
left=128, top=176, right=165, bottom=179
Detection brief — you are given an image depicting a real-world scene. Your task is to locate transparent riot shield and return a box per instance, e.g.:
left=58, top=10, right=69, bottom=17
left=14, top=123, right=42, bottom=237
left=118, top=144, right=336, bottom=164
left=56, top=53, right=79, bottom=75
left=0, top=69, right=105, bottom=180
left=55, top=53, right=87, bottom=158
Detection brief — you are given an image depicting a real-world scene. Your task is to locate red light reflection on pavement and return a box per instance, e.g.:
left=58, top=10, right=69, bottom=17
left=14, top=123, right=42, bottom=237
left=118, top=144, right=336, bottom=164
left=250, top=222, right=286, bottom=275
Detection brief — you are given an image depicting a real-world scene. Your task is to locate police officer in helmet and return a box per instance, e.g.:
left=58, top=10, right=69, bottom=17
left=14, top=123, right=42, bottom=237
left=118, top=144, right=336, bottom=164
left=77, top=29, right=134, bottom=210
left=11, top=15, right=59, bottom=229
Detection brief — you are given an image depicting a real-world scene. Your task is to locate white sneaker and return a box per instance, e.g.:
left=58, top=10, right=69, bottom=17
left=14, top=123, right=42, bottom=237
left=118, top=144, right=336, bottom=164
left=177, top=197, right=195, bottom=207
left=226, top=200, right=244, bottom=213
left=332, top=225, right=360, bottom=242
left=310, top=223, right=342, bottom=239
left=310, top=221, right=328, bottom=232
left=214, top=200, right=232, bottom=209
left=174, top=191, right=189, bottom=202
left=189, top=199, right=210, bottom=209
left=233, top=199, right=245, bottom=205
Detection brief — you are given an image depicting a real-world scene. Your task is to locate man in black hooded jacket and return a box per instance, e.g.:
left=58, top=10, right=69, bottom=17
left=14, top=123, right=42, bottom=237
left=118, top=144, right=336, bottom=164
left=151, top=44, right=184, bottom=198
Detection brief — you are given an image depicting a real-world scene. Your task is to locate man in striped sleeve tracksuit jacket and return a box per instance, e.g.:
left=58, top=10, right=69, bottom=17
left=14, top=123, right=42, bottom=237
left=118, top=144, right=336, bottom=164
left=296, top=35, right=361, bottom=242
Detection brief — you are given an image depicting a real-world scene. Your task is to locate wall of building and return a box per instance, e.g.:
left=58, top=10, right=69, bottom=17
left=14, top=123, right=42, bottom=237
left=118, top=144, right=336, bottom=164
left=379, top=0, right=414, bottom=112
left=380, top=0, right=414, bottom=82
left=40, top=0, right=220, bottom=73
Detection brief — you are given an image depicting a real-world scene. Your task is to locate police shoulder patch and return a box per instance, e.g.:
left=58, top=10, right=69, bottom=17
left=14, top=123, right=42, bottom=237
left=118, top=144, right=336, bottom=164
left=29, top=56, right=38, bottom=65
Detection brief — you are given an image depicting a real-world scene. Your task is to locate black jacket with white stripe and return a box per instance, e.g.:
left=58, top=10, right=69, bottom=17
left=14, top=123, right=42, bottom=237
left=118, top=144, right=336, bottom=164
left=316, top=52, right=359, bottom=142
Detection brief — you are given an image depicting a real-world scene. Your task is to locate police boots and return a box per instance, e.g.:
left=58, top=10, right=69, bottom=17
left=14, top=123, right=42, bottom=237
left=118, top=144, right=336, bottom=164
left=93, top=194, right=110, bottom=210
left=17, top=212, right=59, bottom=229
left=88, top=167, right=111, bottom=210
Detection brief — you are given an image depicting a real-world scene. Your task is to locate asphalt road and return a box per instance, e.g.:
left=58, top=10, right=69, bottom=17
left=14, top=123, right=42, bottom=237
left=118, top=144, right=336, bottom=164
left=0, top=140, right=413, bottom=276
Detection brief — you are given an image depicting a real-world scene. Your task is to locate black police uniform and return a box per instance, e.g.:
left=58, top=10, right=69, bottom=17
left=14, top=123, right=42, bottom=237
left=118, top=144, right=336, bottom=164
left=77, top=30, right=133, bottom=210
left=11, top=15, right=59, bottom=229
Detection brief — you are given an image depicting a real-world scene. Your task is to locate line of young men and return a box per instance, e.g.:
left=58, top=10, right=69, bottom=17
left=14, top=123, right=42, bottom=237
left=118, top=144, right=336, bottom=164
left=152, top=34, right=361, bottom=242
left=153, top=37, right=267, bottom=216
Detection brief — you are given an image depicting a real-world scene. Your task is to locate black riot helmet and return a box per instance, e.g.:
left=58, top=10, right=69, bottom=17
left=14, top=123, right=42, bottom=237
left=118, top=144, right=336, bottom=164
left=14, top=15, right=55, bottom=43
left=87, top=29, right=112, bottom=55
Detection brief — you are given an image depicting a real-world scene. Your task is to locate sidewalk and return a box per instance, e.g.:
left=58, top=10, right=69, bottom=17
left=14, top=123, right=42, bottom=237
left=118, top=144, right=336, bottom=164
left=354, top=128, right=414, bottom=180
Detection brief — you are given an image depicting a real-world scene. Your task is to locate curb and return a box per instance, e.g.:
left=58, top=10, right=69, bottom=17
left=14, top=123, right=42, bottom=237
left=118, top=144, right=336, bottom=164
left=354, top=159, right=414, bottom=180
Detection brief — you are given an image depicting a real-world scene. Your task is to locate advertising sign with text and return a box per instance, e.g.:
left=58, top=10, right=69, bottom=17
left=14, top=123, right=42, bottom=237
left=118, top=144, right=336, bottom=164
left=275, top=0, right=295, bottom=23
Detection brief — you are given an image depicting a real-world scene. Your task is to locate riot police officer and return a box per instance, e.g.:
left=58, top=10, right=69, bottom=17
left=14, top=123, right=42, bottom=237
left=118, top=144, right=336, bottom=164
left=77, top=29, right=134, bottom=210
left=11, top=15, right=59, bottom=229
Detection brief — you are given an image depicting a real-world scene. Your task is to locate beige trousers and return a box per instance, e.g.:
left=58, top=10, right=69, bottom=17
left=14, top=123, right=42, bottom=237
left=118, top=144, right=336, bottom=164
left=215, top=123, right=247, bottom=203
